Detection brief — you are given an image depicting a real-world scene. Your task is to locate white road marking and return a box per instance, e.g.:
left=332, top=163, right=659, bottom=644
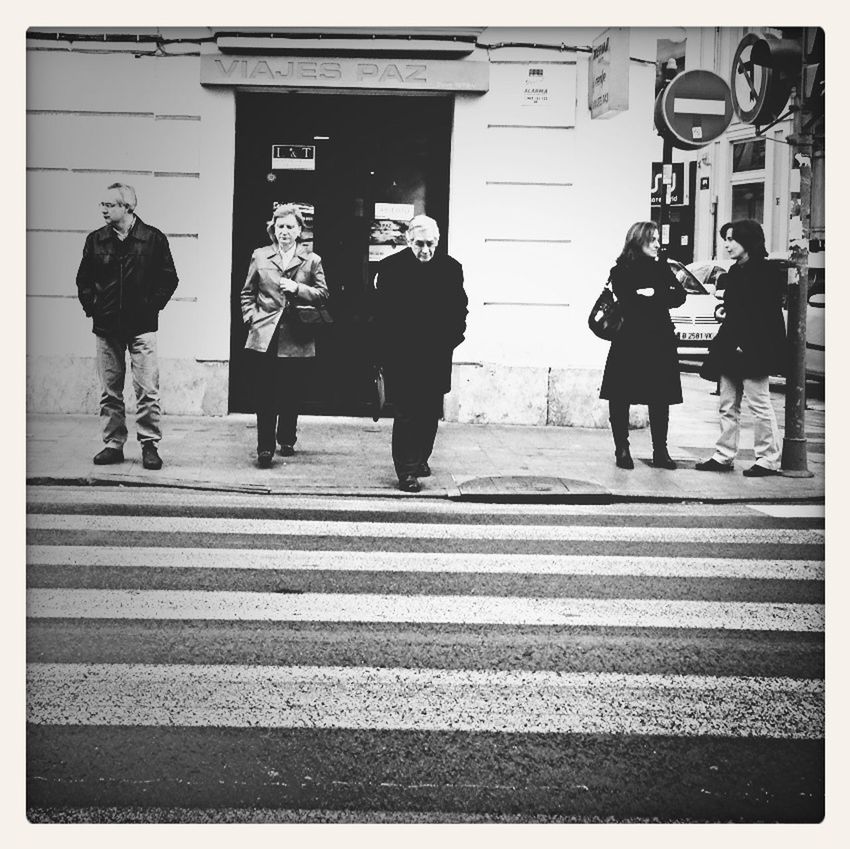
left=26, top=514, right=825, bottom=544
left=26, top=589, right=824, bottom=632
left=26, top=663, right=824, bottom=738
left=27, top=545, right=825, bottom=581
left=747, top=504, right=825, bottom=519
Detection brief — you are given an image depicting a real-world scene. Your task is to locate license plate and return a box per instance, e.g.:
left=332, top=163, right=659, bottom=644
left=678, top=330, right=716, bottom=341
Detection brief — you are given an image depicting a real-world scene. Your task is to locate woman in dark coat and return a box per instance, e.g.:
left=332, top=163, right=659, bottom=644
left=696, top=219, right=786, bottom=476
left=599, top=221, right=687, bottom=469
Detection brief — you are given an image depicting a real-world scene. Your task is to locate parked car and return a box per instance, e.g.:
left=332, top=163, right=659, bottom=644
left=669, top=256, right=825, bottom=380
left=802, top=286, right=825, bottom=380
left=684, top=259, right=732, bottom=295
left=667, top=259, right=724, bottom=358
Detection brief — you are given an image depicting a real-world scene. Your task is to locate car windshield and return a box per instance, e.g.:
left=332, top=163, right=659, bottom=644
left=668, top=260, right=708, bottom=295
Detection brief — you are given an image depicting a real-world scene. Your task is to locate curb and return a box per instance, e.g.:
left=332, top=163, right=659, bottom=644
left=26, top=475, right=824, bottom=505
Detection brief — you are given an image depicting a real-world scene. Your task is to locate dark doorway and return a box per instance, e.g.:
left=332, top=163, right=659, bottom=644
left=229, top=91, right=453, bottom=414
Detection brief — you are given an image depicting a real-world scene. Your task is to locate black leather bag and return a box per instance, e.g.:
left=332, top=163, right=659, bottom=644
left=293, top=304, right=334, bottom=325
left=588, top=280, right=622, bottom=341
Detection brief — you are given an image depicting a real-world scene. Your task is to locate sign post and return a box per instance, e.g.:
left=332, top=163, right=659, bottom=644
left=653, top=70, right=732, bottom=253
left=735, top=29, right=824, bottom=476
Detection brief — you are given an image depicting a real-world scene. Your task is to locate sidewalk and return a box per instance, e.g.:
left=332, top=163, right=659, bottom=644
left=26, top=374, right=825, bottom=503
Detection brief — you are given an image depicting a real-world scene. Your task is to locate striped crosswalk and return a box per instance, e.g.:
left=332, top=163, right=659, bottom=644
left=26, top=487, right=825, bottom=823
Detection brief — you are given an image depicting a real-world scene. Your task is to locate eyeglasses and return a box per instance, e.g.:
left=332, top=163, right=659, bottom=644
left=100, top=202, right=121, bottom=209
left=412, top=240, right=436, bottom=248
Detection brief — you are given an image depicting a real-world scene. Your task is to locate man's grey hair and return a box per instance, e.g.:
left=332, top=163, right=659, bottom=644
left=406, top=214, right=440, bottom=239
left=107, top=182, right=138, bottom=213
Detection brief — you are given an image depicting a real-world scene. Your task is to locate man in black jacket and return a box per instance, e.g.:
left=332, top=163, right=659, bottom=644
left=373, top=215, right=468, bottom=492
left=76, top=183, right=179, bottom=470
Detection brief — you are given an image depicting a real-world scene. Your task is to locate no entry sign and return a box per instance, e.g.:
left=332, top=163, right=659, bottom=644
left=654, top=70, right=733, bottom=150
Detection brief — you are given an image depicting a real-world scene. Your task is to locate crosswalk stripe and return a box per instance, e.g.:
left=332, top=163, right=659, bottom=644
left=26, top=514, right=825, bottom=543
left=26, top=589, right=824, bottom=631
left=26, top=545, right=825, bottom=581
left=747, top=504, right=825, bottom=518
left=26, top=663, right=823, bottom=738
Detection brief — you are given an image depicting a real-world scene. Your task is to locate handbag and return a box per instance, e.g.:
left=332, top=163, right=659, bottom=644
left=588, top=279, right=622, bottom=341
left=372, top=365, right=386, bottom=422
left=293, top=304, right=334, bottom=325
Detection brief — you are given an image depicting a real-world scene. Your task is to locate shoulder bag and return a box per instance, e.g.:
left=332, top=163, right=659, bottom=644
left=588, top=278, right=622, bottom=341
left=293, top=304, right=334, bottom=325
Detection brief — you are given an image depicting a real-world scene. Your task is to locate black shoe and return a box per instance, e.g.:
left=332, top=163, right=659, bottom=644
left=743, top=464, right=780, bottom=477
left=398, top=474, right=421, bottom=493
left=257, top=450, right=273, bottom=468
left=615, top=446, right=634, bottom=470
left=279, top=444, right=295, bottom=457
left=141, top=442, right=163, bottom=470
left=93, top=446, right=124, bottom=465
left=652, top=451, right=677, bottom=470
left=695, top=458, right=734, bottom=472
left=417, top=462, right=432, bottom=477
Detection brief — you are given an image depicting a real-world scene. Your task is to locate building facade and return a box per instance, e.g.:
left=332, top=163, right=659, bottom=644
left=29, top=27, right=814, bottom=425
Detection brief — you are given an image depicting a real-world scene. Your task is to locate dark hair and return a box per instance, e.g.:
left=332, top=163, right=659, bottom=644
left=617, top=221, right=658, bottom=264
left=720, top=219, right=768, bottom=259
left=266, top=203, right=305, bottom=242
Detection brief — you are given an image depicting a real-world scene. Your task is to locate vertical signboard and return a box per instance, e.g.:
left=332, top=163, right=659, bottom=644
left=588, top=28, right=630, bottom=119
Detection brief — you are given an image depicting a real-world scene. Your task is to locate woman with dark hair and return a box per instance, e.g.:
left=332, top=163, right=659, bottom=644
left=240, top=203, right=329, bottom=468
left=599, top=221, right=687, bottom=469
left=696, top=219, right=786, bottom=476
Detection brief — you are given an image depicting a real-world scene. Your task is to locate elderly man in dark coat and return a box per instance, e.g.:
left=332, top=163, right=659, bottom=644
left=373, top=214, right=468, bottom=492
left=697, top=219, right=786, bottom=476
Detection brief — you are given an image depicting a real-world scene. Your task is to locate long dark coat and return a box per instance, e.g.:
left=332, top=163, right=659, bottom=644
left=599, top=254, right=687, bottom=404
left=373, top=248, right=468, bottom=402
left=700, top=257, right=786, bottom=381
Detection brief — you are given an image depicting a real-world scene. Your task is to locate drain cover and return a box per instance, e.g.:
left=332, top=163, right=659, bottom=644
left=448, top=475, right=610, bottom=503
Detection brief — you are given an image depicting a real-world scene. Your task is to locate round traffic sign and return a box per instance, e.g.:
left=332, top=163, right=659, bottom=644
left=654, top=69, right=733, bottom=150
left=730, top=33, right=792, bottom=125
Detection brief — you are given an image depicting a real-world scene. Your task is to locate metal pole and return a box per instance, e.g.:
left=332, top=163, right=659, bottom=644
left=780, top=91, right=814, bottom=476
left=659, top=138, right=673, bottom=249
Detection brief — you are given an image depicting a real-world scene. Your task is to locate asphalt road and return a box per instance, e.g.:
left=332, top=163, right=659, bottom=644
left=26, top=486, right=825, bottom=823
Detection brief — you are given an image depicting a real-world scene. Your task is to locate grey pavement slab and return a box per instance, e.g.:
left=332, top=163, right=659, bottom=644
left=26, top=374, right=824, bottom=503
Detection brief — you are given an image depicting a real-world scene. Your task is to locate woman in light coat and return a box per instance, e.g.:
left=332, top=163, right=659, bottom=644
left=599, top=221, right=687, bottom=469
left=240, top=204, right=329, bottom=467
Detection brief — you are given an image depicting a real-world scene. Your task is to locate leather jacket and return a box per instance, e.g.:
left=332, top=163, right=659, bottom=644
left=76, top=217, right=179, bottom=338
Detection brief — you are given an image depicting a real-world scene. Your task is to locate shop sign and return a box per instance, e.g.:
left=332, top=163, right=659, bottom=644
left=271, top=144, right=315, bottom=171
left=650, top=161, right=684, bottom=206
left=201, top=55, right=489, bottom=92
left=588, top=28, right=630, bottom=119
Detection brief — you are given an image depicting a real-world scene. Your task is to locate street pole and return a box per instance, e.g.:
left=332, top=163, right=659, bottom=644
left=780, top=86, right=816, bottom=477
left=659, top=138, right=673, bottom=250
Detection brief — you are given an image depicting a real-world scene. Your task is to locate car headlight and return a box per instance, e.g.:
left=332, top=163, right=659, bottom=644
left=714, top=304, right=726, bottom=322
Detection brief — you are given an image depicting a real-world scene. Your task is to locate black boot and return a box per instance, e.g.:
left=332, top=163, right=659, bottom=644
left=615, top=445, right=634, bottom=469
left=609, top=401, right=633, bottom=469
left=649, top=403, right=676, bottom=469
